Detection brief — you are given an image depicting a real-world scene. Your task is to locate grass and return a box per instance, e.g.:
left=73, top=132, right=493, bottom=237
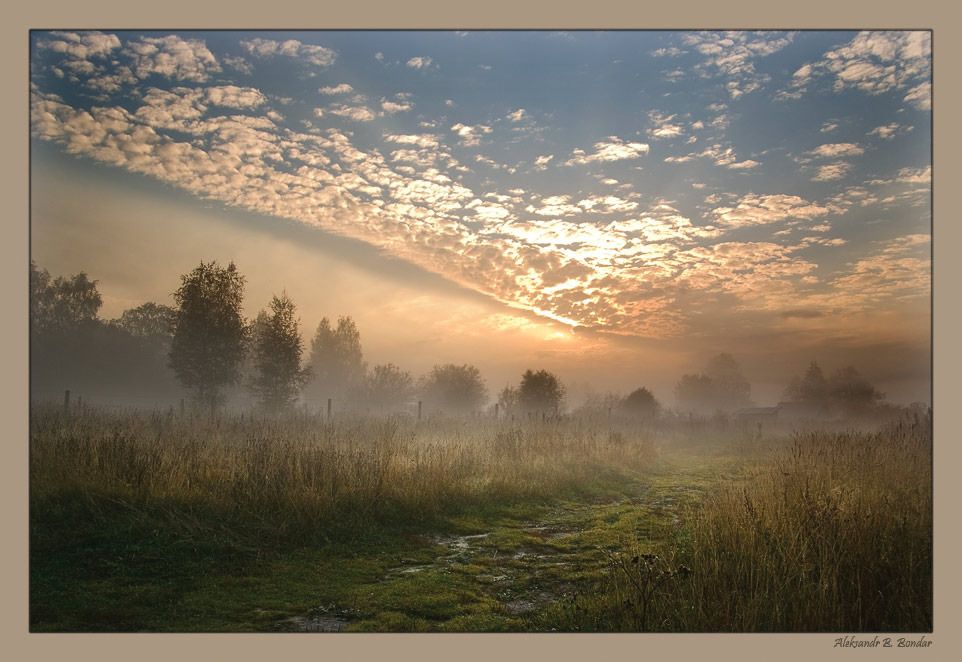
left=537, top=414, right=933, bottom=632
left=29, top=403, right=931, bottom=632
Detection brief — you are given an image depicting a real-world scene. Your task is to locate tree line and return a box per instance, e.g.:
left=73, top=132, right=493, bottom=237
left=30, top=259, right=903, bottom=419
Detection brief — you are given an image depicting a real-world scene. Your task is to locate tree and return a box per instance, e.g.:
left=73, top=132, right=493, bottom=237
left=705, top=353, right=752, bottom=410
left=30, top=260, right=102, bottom=333
left=114, top=302, right=176, bottom=341
left=518, top=369, right=566, bottom=416
left=674, top=374, right=716, bottom=413
left=675, top=353, right=752, bottom=413
left=496, top=385, right=520, bottom=418
left=827, top=366, right=884, bottom=416
left=248, top=293, right=312, bottom=413
left=168, top=261, right=247, bottom=408
left=783, top=361, right=828, bottom=403
left=620, top=387, right=660, bottom=418
left=306, top=315, right=366, bottom=407
left=418, top=364, right=488, bottom=415
left=364, top=363, right=414, bottom=413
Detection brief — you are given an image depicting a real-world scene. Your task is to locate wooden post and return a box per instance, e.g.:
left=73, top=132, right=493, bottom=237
left=327, top=398, right=332, bottom=419
left=77, top=396, right=82, bottom=409
left=495, top=403, right=500, bottom=419
left=417, top=400, right=422, bottom=421
left=180, top=399, right=185, bottom=417
left=63, top=389, right=70, bottom=411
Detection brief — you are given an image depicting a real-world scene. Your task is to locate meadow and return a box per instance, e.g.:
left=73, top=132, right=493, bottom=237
left=29, top=403, right=931, bottom=632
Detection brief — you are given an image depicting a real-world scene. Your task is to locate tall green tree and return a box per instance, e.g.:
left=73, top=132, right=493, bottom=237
left=168, top=261, right=247, bottom=408
left=518, top=369, right=566, bottom=416
left=248, top=292, right=312, bottom=413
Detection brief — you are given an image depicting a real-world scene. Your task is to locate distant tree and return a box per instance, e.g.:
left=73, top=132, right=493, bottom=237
left=783, top=361, right=829, bottom=403
left=364, top=363, right=415, bottom=413
left=306, top=315, right=366, bottom=407
left=248, top=293, right=312, bottom=413
left=619, top=387, right=660, bottom=418
left=114, top=302, right=176, bottom=341
left=705, top=353, right=752, bottom=410
left=675, top=353, right=752, bottom=413
left=418, top=363, right=488, bottom=415
left=496, top=385, right=520, bottom=418
left=827, top=366, right=884, bottom=416
left=518, top=369, right=566, bottom=416
left=30, top=260, right=102, bottom=333
left=29, top=260, right=53, bottom=332
left=674, top=374, right=716, bottom=413
left=168, top=261, right=247, bottom=408
left=574, top=391, right=623, bottom=417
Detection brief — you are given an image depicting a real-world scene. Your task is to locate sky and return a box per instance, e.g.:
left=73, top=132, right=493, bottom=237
left=28, top=30, right=932, bottom=406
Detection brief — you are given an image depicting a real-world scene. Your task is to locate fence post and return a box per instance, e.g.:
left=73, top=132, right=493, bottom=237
left=180, top=399, right=185, bottom=418
left=495, top=403, right=499, bottom=419
left=327, top=398, right=332, bottom=419
left=417, top=400, right=422, bottom=421
left=63, top=389, right=70, bottom=411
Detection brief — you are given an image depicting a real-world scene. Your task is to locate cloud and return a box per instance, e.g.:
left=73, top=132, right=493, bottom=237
left=778, top=31, right=930, bottom=105
left=806, top=142, right=864, bottom=159
left=534, top=154, right=554, bottom=169
left=241, top=38, right=336, bottom=67
left=779, top=309, right=825, bottom=319
left=120, top=35, right=223, bottom=82
left=407, top=56, right=435, bottom=69
left=710, top=194, right=830, bottom=228
left=868, top=123, right=912, bottom=140
left=812, top=162, right=853, bottom=181
left=680, top=31, right=794, bottom=98
left=205, top=85, right=267, bottom=109
left=563, top=137, right=649, bottom=166
left=317, top=104, right=377, bottom=122
left=37, top=30, right=121, bottom=60
left=903, top=82, right=931, bottom=110
left=525, top=195, right=583, bottom=217
left=647, top=111, right=684, bottom=139
left=381, top=98, right=413, bottom=114
left=319, top=83, right=354, bottom=94
left=450, top=123, right=492, bottom=146
left=827, top=234, right=930, bottom=307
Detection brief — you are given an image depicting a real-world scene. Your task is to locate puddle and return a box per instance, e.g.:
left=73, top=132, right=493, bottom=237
left=430, top=532, right=490, bottom=553
left=281, top=616, right=349, bottom=632
left=503, top=591, right=558, bottom=615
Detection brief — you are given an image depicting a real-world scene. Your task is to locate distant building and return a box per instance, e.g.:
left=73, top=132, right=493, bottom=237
left=733, top=406, right=780, bottom=423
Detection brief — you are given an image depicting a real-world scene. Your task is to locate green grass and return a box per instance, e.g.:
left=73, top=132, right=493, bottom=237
left=30, top=404, right=931, bottom=632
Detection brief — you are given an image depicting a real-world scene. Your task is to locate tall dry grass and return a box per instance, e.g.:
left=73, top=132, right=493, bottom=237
left=591, top=414, right=932, bottom=632
left=30, top=404, right=656, bottom=543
